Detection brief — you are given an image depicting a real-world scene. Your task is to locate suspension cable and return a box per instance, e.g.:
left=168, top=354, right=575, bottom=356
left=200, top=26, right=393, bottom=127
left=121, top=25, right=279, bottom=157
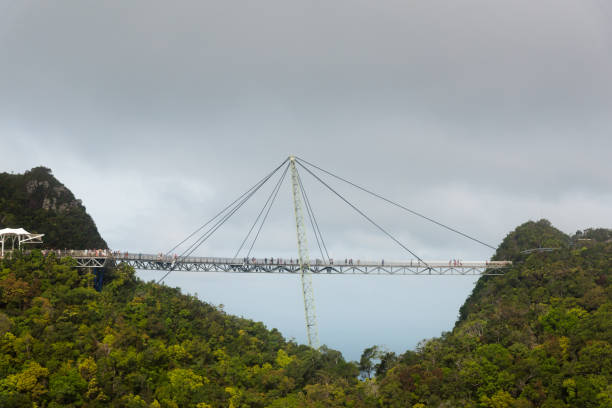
left=234, top=162, right=289, bottom=259
left=246, top=163, right=289, bottom=259
left=296, top=167, right=330, bottom=262
left=297, top=161, right=429, bottom=267
left=158, top=158, right=288, bottom=283
left=297, top=170, right=326, bottom=263
left=296, top=156, right=496, bottom=250
left=157, top=182, right=267, bottom=284
left=165, top=157, right=290, bottom=256
left=179, top=178, right=265, bottom=259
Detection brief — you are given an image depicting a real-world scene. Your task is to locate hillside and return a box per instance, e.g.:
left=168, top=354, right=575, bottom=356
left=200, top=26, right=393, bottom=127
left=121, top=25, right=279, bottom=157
left=375, top=221, right=612, bottom=407
left=0, top=167, right=107, bottom=249
left=0, top=253, right=371, bottom=407
left=0, top=167, right=374, bottom=407
left=2, top=166, right=612, bottom=407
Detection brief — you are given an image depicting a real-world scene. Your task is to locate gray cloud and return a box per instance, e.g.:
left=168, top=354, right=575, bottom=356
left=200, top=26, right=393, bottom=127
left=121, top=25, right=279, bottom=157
left=1, top=0, right=611, bottom=357
left=2, top=0, right=610, bottom=256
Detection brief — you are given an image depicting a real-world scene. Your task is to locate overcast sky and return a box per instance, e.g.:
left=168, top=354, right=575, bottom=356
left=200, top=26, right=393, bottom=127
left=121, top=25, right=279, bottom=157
left=1, top=0, right=611, bottom=359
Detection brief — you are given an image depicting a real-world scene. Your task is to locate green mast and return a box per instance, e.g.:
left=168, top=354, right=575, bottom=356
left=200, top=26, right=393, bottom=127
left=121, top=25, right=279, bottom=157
left=289, top=156, right=319, bottom=349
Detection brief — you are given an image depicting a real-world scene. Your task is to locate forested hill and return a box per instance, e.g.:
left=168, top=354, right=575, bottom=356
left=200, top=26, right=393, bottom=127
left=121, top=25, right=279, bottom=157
left=375, top=221, right=612, bottom=407
left=0, top=167, right=370, bottom=407
left=0, top=167, right=107, bottom=249
left=2, top=166, right=611, bottom=408
left=0, top=254, right=370, bottom=407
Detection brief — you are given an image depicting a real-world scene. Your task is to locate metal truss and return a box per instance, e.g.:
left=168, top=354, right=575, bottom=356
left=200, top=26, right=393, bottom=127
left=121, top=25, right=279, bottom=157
left=67, top=253, right=510, bottom=276
left=74, top=256, right=108, bottom=268
left=116, top=260, right=507, bottom=275
left=6, top=251, right=510, bottom=276
left=289, top=157, right=319, bottom=349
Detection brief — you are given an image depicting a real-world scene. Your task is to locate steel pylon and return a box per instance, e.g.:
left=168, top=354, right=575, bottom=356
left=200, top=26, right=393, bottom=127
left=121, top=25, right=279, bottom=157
left=289, top=156, right=320, bottom=349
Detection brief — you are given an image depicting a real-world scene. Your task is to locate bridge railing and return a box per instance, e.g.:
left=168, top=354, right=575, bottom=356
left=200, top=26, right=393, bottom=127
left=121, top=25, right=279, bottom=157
left=106, top=253, right=511, bottom=268
left=0, top=250, right=512, bottom=270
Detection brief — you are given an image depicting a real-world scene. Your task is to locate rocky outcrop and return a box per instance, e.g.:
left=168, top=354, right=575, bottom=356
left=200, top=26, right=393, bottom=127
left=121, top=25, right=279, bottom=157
left=0, top=166, right=107, bottom=249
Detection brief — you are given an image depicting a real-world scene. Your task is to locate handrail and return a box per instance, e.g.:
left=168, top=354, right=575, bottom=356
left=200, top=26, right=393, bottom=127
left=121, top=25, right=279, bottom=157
left=0, top=249, right=512, bottom=268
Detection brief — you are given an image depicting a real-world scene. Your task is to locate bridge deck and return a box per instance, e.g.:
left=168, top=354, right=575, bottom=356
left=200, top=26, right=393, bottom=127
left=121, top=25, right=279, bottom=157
left=2, top=251, right=511, bottom=275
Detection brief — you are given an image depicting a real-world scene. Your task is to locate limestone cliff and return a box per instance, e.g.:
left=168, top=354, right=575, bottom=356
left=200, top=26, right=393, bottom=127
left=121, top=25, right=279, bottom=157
left=0, top=166, right=107, bottom=249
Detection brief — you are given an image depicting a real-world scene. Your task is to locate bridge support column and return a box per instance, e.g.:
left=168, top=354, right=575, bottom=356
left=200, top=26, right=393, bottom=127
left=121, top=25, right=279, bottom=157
left=93, top=268, right=105, bottom=292
left=289, top=156, right=320, bottom=349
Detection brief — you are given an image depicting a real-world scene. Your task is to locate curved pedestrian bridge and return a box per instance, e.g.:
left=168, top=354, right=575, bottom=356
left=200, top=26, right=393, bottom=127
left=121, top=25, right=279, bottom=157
left=9, top=250, right=510, bottom=275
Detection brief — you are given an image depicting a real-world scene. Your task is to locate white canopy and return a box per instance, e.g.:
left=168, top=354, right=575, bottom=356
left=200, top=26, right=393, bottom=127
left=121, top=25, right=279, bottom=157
left=0, top=228, right=32, bottom=236
left=0, top=228, right=44, bottom=256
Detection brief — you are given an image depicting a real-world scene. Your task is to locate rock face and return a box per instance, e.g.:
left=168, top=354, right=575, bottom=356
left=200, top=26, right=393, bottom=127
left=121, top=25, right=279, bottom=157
left=0, top=166, right=107, bottom=249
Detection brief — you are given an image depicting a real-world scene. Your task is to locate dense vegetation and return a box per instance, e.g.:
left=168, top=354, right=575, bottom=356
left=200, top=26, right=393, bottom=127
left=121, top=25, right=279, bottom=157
left=0, top=167, right=107, bottom=249
left=2, top=221, right=610, bottom=408
left=0, top=253, right=373, bottom=407
left=372, top=221, right=612, bottom=407
left=2, top=168, right=611, bottom=407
